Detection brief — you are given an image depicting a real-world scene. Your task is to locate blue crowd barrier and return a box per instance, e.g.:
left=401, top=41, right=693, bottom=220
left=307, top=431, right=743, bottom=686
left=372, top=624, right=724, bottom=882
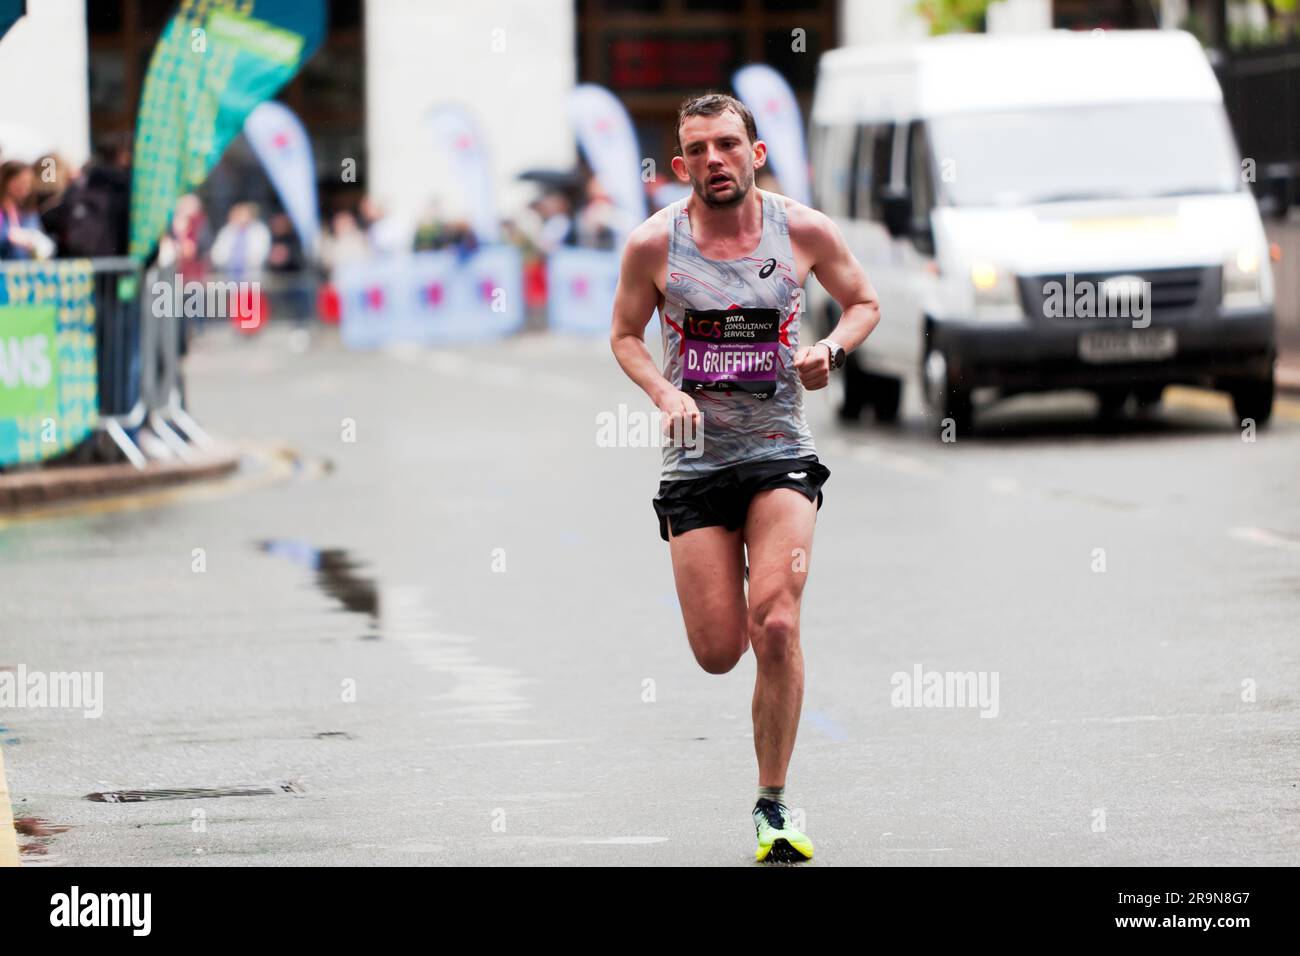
left=337, top=246, right=525, bottom=348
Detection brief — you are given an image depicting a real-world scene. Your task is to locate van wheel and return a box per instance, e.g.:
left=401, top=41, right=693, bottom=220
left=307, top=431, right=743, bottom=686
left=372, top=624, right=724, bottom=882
left=1096, top=387, right=1130, bottom=419
left=924, top=349, right=973, bottom=439
left=937, top=389, right=973, bottom=439
left=1133, top=384, right=1164, bottom=419
left=837, top=360, right=869, bottom=422
left=871, top=375, right=902, bottom=424
left=1134, top=384, right=1164, bottom=408
left=1230, top=373, right=1274, bottom=427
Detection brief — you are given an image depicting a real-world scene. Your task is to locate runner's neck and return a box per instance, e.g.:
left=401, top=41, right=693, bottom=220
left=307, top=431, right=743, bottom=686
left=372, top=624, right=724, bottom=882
left=686, top=188, right=765, bottom=252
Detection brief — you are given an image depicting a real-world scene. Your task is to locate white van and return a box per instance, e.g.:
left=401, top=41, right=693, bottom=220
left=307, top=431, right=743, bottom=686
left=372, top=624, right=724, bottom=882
left=807, top=30, right=1277, bottom=436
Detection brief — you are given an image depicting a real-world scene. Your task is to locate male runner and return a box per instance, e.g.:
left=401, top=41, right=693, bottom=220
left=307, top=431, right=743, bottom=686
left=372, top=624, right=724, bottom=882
left=610, top=93, right=881, bottom=862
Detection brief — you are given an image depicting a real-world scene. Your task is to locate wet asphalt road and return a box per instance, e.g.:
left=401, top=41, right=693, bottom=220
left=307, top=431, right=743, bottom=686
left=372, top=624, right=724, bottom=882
left=3, top=326, right=1299, bottom=866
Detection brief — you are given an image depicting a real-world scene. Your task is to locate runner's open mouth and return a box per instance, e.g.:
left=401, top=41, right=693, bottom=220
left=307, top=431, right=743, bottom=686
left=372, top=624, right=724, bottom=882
left=709, top=175, right=731, bottom=188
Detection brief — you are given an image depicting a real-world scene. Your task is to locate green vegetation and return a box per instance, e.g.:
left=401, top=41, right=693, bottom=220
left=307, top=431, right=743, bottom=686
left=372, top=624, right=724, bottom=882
left=914, top=0, right=993, bottom=36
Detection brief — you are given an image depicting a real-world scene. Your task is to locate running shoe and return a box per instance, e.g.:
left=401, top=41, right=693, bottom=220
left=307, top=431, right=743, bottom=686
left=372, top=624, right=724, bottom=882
left=753, top=797, right=814, bottom=863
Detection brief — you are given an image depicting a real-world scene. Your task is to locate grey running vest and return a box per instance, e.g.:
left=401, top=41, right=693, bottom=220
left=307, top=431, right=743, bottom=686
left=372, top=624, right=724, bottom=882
left=659, top=189, right=817, bottom=480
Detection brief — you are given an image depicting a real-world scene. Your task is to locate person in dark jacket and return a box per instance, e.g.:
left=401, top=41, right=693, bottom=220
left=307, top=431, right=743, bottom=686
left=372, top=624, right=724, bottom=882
left=43, top=133, right=132, bottom=258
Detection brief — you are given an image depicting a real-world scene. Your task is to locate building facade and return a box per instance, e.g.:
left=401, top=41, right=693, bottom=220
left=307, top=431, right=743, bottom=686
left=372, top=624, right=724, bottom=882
left=0, top=0, right=1239, bottom=227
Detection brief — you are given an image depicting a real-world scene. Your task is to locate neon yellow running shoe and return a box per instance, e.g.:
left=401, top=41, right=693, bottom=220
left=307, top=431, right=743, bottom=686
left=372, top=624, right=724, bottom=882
left=753, top=798, right=814, bottom=863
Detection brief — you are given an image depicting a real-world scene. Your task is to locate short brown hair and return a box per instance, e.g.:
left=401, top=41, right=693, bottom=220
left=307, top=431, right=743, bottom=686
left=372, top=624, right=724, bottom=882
left=675, top=93, right=758, bottom=156
left=0, top=160, right=34, bottom=209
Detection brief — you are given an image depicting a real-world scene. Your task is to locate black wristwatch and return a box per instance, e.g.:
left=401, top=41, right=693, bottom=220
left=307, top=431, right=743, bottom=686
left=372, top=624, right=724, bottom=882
left=817, top=338, right=846, bottom=370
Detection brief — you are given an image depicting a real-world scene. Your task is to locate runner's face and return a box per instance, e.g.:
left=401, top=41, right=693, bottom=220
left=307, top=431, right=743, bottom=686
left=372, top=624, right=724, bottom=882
left=674, top=112, right=764, bottom=209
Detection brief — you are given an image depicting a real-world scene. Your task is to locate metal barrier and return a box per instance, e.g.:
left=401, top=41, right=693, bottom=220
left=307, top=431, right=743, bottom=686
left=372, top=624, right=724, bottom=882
left=260, top=269, right=321, bottom=325
left=87, top=258, right=213, bottom=469
left=189, top=269, right=323, bottom=329
left=5, top=259, right=322, bottom=470
left=87, top=257, right=148, bottom=468
left=89, top=258, right=141, bottom=416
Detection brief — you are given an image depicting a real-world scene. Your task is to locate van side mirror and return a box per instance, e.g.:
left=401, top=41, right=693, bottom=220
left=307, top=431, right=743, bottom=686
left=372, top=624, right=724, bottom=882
left=879, top=186, right=934, bottom=255
left=879, top=187, right=911, bottom=238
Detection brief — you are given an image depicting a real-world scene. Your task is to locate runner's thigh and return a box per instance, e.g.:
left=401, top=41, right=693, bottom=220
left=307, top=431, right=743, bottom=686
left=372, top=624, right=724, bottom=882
left=743, top=488, right=818, bottom=621
left=667, top=521, right=748, bottom=666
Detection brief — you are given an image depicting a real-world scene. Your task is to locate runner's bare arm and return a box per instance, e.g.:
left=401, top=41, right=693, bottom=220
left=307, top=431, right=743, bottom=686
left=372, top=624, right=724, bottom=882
left=785, top=203, right=881, bottom=389
left=799, top=207, right=881, bottom=353
left=610, top=216, right=701, bottom=429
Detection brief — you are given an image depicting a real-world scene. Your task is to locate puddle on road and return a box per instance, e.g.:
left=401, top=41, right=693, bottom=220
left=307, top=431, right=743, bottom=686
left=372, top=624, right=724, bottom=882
left=259, top=539, right=379, bottom=636
left=15, top=817, right=71, bottom=862
left=257, top=539, right=532, bottom=723
left=14, top=817, right=70, bottom=837
left=85, top=781, right=305, bottom=803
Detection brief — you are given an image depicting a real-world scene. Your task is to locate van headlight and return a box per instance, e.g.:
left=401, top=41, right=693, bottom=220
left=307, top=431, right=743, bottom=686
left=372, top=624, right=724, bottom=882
left=970, top=262, right=1023, bottom=321
left=1222, top=248, right=1266, bottom=312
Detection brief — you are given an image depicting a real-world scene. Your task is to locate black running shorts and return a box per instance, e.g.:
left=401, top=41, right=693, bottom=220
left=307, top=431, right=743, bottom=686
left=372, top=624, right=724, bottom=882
left=651, top=456, right=830, bottom=542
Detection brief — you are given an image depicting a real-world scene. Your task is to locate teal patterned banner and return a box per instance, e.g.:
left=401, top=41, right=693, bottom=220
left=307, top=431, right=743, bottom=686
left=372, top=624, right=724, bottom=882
left=129, top=0, right=326, bottom=262
left=0, top=261, right=98, bottom=466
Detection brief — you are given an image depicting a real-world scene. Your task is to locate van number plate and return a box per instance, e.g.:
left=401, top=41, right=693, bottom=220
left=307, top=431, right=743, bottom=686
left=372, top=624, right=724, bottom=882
left=1078, top=329, right=1177, bottom=364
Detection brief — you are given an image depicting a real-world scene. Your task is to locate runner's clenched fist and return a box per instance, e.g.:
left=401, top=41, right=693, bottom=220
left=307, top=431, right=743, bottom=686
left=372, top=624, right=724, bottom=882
left=793, top=344, right=831, bottom=391
left=657, top=388, right=703, bottom=445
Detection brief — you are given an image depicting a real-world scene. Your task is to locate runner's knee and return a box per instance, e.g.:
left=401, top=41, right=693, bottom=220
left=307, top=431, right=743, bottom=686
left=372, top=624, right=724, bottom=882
left=688, top=628, right=746, bottom=674
left=748, top=603, right=798, bottom=665
left=696, top=648, right=743, bottom=675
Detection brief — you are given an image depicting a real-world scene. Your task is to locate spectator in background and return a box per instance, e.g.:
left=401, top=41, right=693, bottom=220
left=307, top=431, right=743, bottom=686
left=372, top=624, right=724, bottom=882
left=521, top=190, right=574, bottom=255
left=411, top=200, right=446, bottom=252
left=0, top=160, right=55, bottom=260
left=412, top=203, right=479, bottom=258
left=158, top=194, right=209, bottom=278
left=359, top=195, right=409, bottom=258
left=43, top=133, right=132, bottom=258
left=171, top=194, right=209, bottom=282
left=446, top=219, right=480, bottom=259
left=156, top=193, right=211, bottom=343
left=574, top=177, right=625, bottom=251
left=319, top=210, right=370, bottom=277
left=267, top=212, right=311, bottom=323
left=267, top=212, right=304, bottom=272
left=33, top=153, right=75, bottom=238
left=210, top=202, right=271, bottom=280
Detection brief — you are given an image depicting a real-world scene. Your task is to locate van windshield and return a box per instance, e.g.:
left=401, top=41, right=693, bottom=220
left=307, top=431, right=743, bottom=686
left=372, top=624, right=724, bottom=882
left=928, top=103, right=1242, bottom=207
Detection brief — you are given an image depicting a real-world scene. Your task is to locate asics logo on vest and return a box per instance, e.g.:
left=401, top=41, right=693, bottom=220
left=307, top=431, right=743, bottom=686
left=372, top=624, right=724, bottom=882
left=758, top=258, right=777, bottom=278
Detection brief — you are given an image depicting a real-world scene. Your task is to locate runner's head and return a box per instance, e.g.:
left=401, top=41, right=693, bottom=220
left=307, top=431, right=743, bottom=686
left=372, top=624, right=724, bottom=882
left=672, top=93, right=766, bottom=210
